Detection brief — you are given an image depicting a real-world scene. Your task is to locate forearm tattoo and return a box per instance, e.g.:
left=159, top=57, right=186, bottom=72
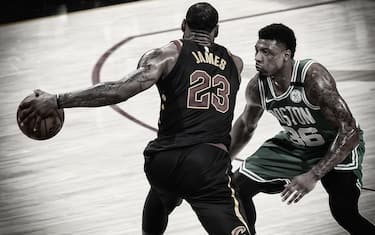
left=58, top=82, right=126, bottom=108
left=312, top=127, right=358, bottom=179
left=308, top=65, right=358, bottom=179
left=58, top=49, right=163, bottom=108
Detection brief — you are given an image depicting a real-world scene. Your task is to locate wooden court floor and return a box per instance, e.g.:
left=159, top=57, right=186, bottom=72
left=0, top=0, right=374, bottom=234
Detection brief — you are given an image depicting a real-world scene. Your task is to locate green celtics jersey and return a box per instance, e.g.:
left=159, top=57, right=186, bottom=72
left=240, top=59, right=364, bottom=182
left=258, top=59, right=337, bottom=148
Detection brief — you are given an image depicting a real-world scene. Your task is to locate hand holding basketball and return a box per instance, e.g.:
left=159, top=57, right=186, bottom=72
left=17, top=90, right=64, bottom=140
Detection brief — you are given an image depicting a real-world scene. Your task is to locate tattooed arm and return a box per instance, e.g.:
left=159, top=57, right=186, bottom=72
left=229, top=75, right=264, bottom=160
left=306, top=63, right=359, bottom=178
left=281, top=62, right=359, bottom=204
left=57, top=45, right=179, bottom=108
left=19, top=42, right=179, bottom=122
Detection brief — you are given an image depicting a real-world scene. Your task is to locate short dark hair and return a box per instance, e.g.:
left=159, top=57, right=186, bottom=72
left=258, top=23, right=297, bottom=58
left=186, top=2, right=218, bottom=32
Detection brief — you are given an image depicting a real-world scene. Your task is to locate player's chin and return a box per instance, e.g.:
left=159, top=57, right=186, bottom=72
left=256, top=66, right=267, bottom=75
left=255, top=64, right=263, bottom=70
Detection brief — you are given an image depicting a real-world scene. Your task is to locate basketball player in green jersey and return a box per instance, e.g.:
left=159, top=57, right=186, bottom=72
left=230, top=23, right=375, bottom=235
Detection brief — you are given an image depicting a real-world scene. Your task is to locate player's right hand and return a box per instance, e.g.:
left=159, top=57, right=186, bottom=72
left=281, top=171, right=318, bottom=204
left=18, top=89, right=58, bottom=126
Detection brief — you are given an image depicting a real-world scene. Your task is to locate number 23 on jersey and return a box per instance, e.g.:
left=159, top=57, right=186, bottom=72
left=187, top=70, right=230, bottom=113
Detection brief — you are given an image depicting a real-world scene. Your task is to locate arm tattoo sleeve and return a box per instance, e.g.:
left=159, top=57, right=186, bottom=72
left=308, top=65, right=359, bottom=179
left=58, top=49, right=164, bottom=108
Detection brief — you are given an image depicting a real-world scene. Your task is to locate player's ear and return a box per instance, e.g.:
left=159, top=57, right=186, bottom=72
left=181, top=19, right=186, bottom=32
left=284, top=49, right=292, bottom=60
left=213, top=25, right=219, bottom=38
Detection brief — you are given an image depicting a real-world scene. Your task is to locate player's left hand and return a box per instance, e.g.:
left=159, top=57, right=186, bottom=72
left=281, top=171, right=318, bottom=204
left=19, top=89, right=58, bottom=121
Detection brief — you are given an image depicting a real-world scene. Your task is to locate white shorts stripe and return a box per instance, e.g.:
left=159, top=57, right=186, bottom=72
left=334, top=144, right=359, bottom=170
left=239, top=162, right=291, bottom=184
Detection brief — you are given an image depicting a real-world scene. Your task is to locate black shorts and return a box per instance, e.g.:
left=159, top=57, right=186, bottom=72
left=144, top=143, right=249, bottom=235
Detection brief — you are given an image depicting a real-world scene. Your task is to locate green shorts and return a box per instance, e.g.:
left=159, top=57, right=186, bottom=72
left=240, top=131, right=365, bottom=184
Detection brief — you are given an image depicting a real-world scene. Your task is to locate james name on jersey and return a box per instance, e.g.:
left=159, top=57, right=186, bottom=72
left=191, top=50, right=227, bottom=70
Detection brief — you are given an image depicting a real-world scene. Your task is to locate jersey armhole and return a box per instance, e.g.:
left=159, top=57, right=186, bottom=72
left=257, top=77, right=267, bottom=110
left=301, top=59, right=315, bottom=83
left=225, top=48, right=242, bottom=83
left=301, top=60, right=320, bottom=110
left=161, top=39, right=184, bottom=82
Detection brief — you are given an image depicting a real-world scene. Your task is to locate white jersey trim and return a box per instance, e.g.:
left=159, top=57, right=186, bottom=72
left=301, top=59, right=315, bottom=83
left=258, top=78, right=267, bottom=110
left=334, top=144, right=359, bottom=170
left=265, top=60, right=299, bottom=103
left=240, top=161, right=291, bottom=184
left=301, top=60, right=320, bottom=110
left=356, top=179, right=362, bottom=191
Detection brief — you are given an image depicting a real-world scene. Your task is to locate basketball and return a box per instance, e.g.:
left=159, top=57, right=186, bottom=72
left=17, top=93, right=64, bottom=140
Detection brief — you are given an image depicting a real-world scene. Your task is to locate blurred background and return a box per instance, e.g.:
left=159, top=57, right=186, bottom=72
left=1, top=1, right=140, bottom=24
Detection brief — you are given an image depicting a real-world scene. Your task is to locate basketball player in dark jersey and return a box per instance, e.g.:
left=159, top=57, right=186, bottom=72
left=230, top=23, right=375, bottom=235
left=18, top=2, right=250, bottom=235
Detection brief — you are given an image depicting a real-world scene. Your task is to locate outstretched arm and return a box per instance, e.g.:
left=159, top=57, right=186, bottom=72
left=56, top=48, right=169, bottom=108
left=19, top=43, right=179, bottom=124
left=229, top=76, right=264, bottom=160
left=282, top=62, right=359, bottom=204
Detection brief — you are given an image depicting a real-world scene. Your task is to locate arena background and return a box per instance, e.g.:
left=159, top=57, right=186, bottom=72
left=0, top=0, right=374, bottom=234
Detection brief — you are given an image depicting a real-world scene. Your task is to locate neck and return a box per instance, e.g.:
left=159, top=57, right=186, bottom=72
left=270, top=60, right=294, bottom=82
left=184, top=31, right=214, bottom=46
left=268, top=60, right=294, bottom=91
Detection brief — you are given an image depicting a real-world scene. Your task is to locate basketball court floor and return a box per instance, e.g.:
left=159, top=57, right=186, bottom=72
left=0, top=0, right=374, bottom=234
